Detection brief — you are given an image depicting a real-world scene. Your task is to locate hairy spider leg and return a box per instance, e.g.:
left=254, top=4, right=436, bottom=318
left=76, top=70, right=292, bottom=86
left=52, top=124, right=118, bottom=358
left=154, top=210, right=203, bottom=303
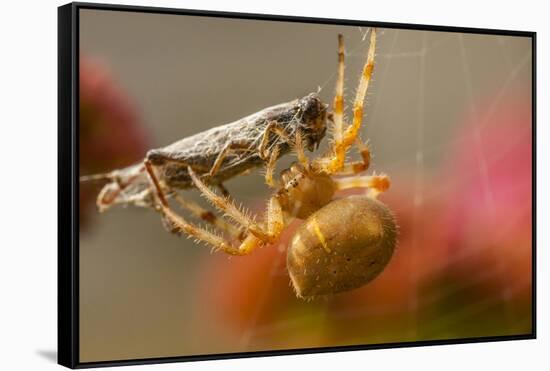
left=337, top=136, right=372, bottom=175
left=144, top=159, right=267, bottom=255
left=334, top=173, right=390, bottom=198
left=170, top=191, right=243, bottom=239
left=143, top=160, right=243, bottom=240
left=315, top=28, right=377, bottom=175
left=187, top=166, right=286, bottom=244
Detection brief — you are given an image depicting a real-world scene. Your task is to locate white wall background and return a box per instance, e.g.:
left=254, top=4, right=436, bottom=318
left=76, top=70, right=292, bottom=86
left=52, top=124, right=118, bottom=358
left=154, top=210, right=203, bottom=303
left=0, top=0, right=546, bottom=370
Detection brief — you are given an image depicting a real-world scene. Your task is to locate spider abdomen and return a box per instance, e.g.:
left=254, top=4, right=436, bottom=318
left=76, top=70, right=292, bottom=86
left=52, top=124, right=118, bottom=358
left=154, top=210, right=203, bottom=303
left=287, top=195, right=397, bottom=298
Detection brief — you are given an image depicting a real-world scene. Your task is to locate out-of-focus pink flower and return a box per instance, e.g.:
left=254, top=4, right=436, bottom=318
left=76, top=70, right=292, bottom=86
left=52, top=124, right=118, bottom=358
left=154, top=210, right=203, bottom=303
left=435, top=88, right=533, bottom=329
left=442, top=88, right=532, bottom=255
left=79, top=57, right=149, bottom=228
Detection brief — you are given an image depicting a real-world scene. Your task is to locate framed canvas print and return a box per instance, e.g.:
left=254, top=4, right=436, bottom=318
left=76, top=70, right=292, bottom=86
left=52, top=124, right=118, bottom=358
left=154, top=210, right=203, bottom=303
left=58, top=2, right=536, bottom=368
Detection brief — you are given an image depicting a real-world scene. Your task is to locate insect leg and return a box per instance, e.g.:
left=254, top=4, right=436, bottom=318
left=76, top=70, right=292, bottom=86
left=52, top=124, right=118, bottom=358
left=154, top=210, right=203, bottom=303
left=110, top=188, right=154, bottom=209
left=208, top=142, right=251, bottom=178
left=145, top=158, right=258, bottom=253
left=144, top=160, right=169, bottom=206
left=145, top=160, right=239, bottom=237
left=334, top=173, right=390, bottom=198
left=171, top=191, right=243, bottom=240
left=146, top=152, right=211, bottom=173
left=95, top=165, right=147, bottom=211
left=264, top=144, right=280, bottom=188
left=144, top=157, right=244, bottom=240
left=258, top=121, right=293, bottom=159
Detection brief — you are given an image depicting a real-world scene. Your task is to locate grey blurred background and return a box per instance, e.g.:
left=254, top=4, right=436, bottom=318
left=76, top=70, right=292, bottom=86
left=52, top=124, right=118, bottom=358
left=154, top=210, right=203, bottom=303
left=78, top=9, right=532, bottom=362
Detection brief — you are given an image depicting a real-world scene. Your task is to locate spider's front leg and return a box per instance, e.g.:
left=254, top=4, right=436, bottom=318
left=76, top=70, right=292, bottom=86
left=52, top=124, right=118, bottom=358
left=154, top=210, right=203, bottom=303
left=169, top=191, right=242, bottom=239
left=161, top=205, right=263, bottom=256
left=315, top=28, right=377, bottom=175
left=145, top=159, right=285, bottom=255
left=188, top=166, right=285, bottom=244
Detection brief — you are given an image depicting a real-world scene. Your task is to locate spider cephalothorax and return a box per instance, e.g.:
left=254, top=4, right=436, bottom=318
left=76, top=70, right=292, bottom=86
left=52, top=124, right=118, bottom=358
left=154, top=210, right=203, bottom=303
left=276, top=163, right=336, bottom=219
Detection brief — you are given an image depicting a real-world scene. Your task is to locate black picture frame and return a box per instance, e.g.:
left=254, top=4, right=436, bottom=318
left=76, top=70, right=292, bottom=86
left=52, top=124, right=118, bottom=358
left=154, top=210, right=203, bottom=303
left=58, top=2, right=537, bottom=368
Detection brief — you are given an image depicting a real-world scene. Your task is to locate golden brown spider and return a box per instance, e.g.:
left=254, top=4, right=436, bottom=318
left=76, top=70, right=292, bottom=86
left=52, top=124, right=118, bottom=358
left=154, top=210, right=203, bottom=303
left=146, top=28, right=398, bottom=299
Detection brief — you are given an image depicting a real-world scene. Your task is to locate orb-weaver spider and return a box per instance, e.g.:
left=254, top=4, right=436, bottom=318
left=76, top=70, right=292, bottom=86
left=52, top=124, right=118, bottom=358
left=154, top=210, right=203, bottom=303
left=146, top=28, right=397, bottom=299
